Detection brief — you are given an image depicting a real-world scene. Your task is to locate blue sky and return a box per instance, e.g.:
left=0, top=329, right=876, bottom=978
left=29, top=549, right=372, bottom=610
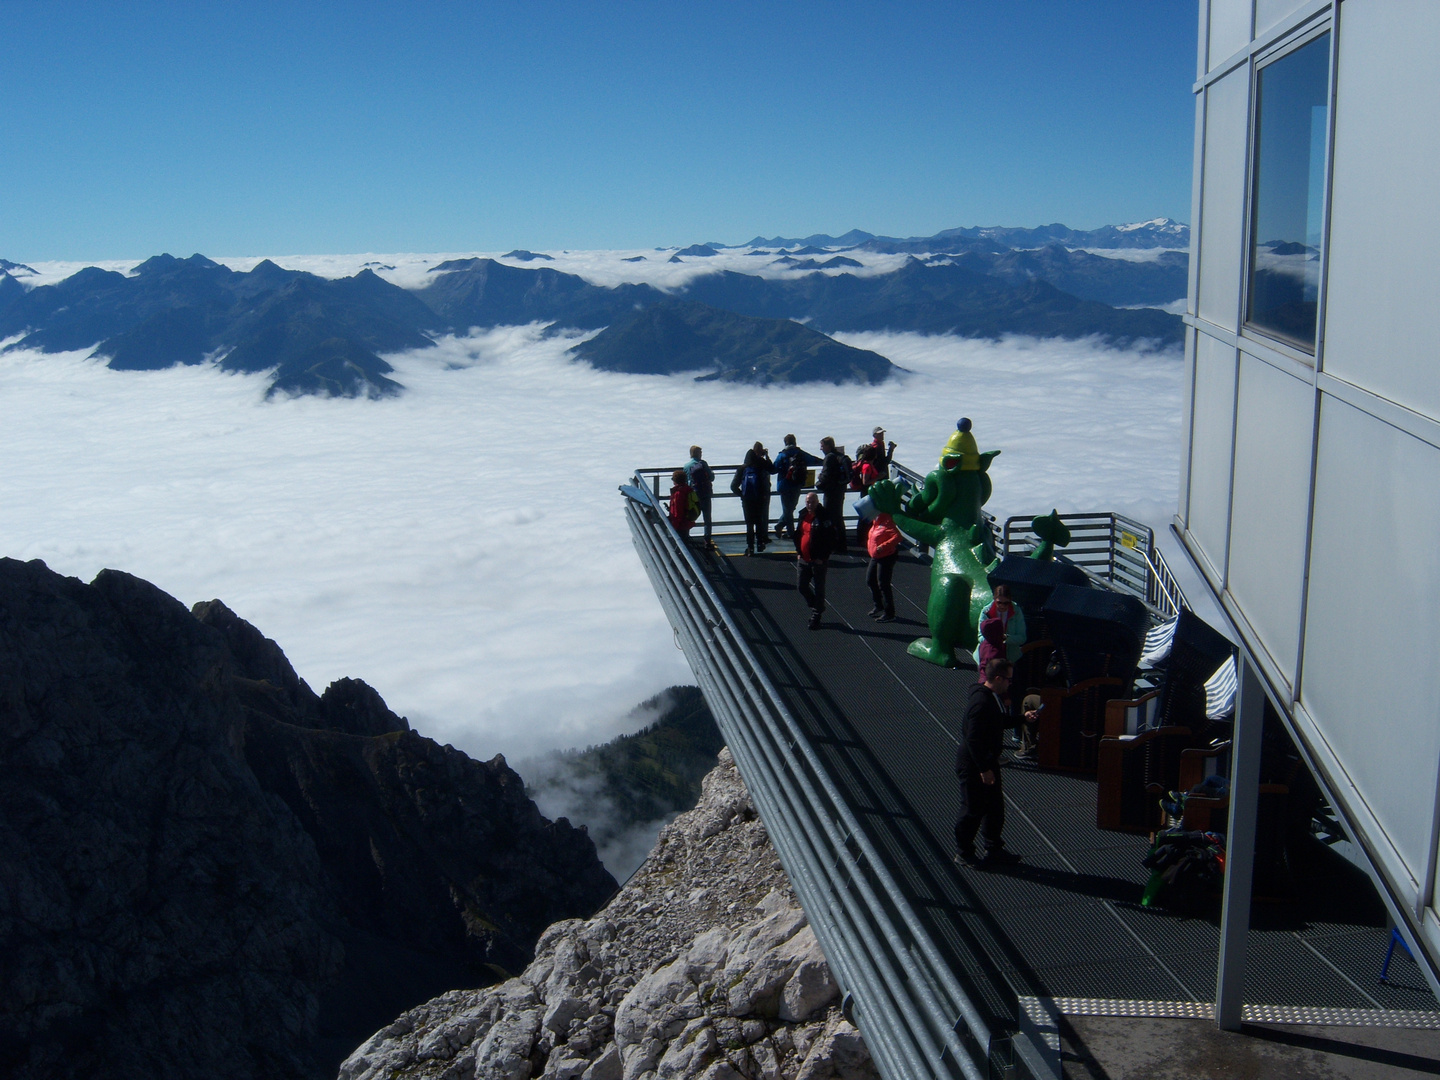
left=1, top=2, right=1198, bottom=261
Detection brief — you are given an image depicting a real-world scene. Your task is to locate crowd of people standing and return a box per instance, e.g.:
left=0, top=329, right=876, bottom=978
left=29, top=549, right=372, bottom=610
left=666, top=427, right=900, bottom=628
left=663, top=429, right=1034, bottom=872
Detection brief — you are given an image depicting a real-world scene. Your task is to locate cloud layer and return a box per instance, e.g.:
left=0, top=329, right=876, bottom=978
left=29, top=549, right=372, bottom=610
left=0, top=325, right=1182, bottom=763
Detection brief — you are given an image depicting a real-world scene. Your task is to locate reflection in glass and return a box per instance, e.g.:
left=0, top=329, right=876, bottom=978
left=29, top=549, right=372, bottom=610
left=1247, top=33, right=1329, bottom=351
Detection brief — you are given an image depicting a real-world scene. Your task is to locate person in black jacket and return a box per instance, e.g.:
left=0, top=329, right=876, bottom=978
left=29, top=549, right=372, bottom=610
left=815, top=436, right=849, bottom=555
left=954, top=659, right=1022, bottom=866
left=731, top=441, right=776, bottom=555
left=794, top=492, right=837, bottom=630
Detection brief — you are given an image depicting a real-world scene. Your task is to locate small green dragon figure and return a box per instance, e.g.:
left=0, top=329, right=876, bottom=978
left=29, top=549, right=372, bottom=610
left=1029, top=509, right=1071, bottom=561
left=867, top=418, right=1000, bottom=667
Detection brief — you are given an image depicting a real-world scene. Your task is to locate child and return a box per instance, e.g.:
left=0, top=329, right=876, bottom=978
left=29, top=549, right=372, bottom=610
left=980, top=584, right=1027, bottom=663
left=668, top=468, right=699, bottom=535
left=975, top=616, right=1006, bottom=676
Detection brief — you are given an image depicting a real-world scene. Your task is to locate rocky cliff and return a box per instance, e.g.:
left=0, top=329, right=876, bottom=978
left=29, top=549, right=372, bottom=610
left=0, top=558, right=615, bottom=1079
left=341, top=749, right=878, bottom=1080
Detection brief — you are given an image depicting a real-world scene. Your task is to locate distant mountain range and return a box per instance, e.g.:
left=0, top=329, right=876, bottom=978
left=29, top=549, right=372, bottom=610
left=677, top=257, right=1180, bottom=342
left=741, top=218, right=1190, bottom=252
left=1, top=220, right=1186, bottom=397
left=0, top=254, right=433, bottom=397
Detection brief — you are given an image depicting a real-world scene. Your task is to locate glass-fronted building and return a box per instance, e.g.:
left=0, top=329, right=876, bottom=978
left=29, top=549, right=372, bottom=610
left=1180, top=0, right=1440, bottom=999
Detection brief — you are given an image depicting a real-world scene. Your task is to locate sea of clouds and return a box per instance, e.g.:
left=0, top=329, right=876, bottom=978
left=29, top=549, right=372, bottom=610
left=0, top=314, right=1185, bottom=771
left=16, top=238, right=1186, bottom=295
left=14, top=245, right=915, bottom=293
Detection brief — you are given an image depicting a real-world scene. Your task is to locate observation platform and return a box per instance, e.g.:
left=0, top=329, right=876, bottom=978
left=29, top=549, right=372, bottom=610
left=623, top=467, right=1439, bottom=1079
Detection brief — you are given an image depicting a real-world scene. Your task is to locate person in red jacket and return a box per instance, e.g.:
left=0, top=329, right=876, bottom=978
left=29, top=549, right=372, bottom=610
left=795, top=492, right=837, bottom=630
left=668, top=468, right=699, bottom=536
left=865, top=510, right=901, bottom=621
left=869, top=425, right=897, bottom=480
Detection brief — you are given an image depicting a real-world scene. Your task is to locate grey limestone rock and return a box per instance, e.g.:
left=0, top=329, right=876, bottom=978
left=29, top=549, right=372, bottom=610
left=340, top=750, right=877, bottom=1080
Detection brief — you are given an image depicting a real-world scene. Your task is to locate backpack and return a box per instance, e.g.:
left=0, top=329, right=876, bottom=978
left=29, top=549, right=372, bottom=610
left=741, top=467, right=760, bottom=500
left=685, top=489, right=700, bottom=523
left=687, top=461, right=712, bottom=496
left=781, top=451, right=805, bottom=485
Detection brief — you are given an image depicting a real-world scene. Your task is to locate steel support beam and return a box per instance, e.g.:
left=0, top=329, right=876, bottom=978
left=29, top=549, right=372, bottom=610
left=1216, top=651, right=1267, bottom=1030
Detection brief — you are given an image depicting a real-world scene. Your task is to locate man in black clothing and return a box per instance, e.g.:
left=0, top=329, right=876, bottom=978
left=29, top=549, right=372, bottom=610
left=794, top=492, right=836, bottom=630
left=954, top=658, right=1022, bottom=866
left=815, top=436, right=849, bottom=555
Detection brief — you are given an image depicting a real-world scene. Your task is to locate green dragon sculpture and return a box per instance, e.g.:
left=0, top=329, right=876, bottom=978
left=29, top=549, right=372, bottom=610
left=1028, top=509, right=1071, bottom=561
left=867, top=418, right=1001, bottom=667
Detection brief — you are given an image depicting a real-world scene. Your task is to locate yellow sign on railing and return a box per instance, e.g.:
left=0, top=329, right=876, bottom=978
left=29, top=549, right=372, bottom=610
left=1119, top=531, right=1139, bottom=550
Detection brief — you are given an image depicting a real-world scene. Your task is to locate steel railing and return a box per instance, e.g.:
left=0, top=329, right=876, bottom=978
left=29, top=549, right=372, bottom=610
left=639, top=463, right=1179, bottom=618
left=1001, top=511, right=1183, bottom=620
left=635, top=460, right=999, bottom=550
left=622, top=475, right=1000, bottom=1080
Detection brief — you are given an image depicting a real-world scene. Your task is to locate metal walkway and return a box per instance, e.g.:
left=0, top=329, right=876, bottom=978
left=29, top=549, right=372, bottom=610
left=622, top=478, right=1438, bottom=1078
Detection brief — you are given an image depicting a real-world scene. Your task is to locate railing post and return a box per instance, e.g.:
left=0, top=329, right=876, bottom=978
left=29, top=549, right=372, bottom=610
left=1216, top=651, right=1266, bottom=1030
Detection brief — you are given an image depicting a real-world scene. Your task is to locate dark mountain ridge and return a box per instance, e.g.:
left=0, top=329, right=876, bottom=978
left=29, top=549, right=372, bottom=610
left=1, top=226, right=1184, bottom=397
left=0, top=254, right=437, bottom=398
left=571, top=299, right=897, bottom=384
left=936, top=245, right=1189, bottom=308
left=679, top=258, right=1181, bottom=344
left=0, top=557, right=615, bottom=1079
left=520, top=685, right=724, bottom=878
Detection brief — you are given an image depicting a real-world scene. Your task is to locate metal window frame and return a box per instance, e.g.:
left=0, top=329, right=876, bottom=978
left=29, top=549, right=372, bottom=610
left=1239, top=20, right=1335, bottom=358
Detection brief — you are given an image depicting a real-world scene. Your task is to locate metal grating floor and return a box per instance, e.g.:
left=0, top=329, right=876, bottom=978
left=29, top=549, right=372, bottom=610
left=693, top=538, right=1440, bottom=1033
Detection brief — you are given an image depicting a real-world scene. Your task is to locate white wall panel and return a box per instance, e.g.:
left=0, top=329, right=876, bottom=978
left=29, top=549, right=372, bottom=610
left=1209, top=0, right=1252, bottom=71
left=1227, top=354, right=1312, bottom=679
left=1323, top=1, right=1440, bottom=420
left=1254, top=0, right=1311, bottom=40
left=1197, top=70, right=1251, bottom=330
left=1301, top=396, right=1440, bottom=888
left=1187, top=333, right=1239, bottom=576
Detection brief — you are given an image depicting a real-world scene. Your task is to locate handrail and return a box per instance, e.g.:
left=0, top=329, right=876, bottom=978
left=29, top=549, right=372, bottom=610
left=637, top=461, right=1177, bottom=616
left=1001, top=511, right=1184, bottom=620
left=634, top=459, right=999, bottom=549
left=622, top=475, right=996, bottom=1080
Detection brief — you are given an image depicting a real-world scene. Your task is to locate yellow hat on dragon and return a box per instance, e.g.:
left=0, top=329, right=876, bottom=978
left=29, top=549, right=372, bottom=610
left=942, top=417, right=980, bottom=470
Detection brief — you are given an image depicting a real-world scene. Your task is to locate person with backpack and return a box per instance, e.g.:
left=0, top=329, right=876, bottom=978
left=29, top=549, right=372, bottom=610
left=730, top=441, right=776, bottom=555
left=852, top=442, right=884, bottom=550
left=795, top=492, right=837, bottom=630
left=815, top=436, right=850, bottom=555
left=772, top=434, right=822, bottom=540
left=865, top=508, right=901, bottom=622
left=667, top=468, right=700, bottom=538
left=684, top=446, right=716, bottom=550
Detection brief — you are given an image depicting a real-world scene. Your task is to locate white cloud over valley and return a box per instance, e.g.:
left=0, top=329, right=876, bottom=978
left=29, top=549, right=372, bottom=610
left=0, top=320, right=1183, bottom=765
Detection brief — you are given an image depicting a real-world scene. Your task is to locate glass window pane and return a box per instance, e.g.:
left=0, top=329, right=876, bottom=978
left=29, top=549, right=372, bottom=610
left=1247, top=33, right=1330, bottom=352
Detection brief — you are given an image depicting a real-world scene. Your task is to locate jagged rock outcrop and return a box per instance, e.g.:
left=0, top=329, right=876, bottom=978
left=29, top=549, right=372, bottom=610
left=341, top=750, right=879, bottom=1080
left=0, top=558, right=615, bottom=1080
